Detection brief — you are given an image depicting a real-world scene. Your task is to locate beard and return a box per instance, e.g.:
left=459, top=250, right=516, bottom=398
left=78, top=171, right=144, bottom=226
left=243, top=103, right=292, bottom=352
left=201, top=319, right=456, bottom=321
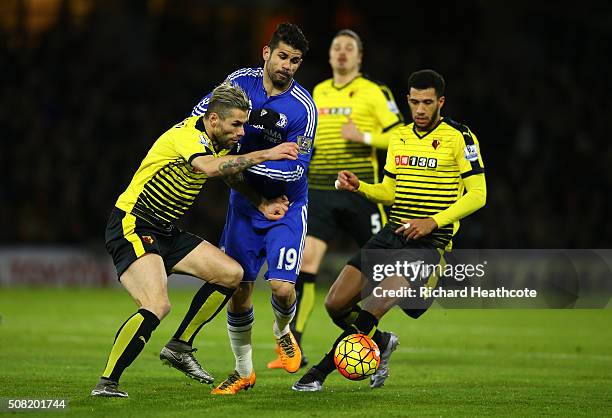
left=267, top=66, right=292, bottom=89
left=416, top=105, right=441, bottom=131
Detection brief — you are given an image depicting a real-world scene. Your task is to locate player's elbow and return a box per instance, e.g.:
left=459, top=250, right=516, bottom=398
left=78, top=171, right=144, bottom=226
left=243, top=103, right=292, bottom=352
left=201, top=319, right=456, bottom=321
left=381, top=196, right=395, bottom=206
left=469, top=187, right=487, bottom=210
left=380, top=186, right=396, bottom=206
left=192, top=157, right=220, bottom=178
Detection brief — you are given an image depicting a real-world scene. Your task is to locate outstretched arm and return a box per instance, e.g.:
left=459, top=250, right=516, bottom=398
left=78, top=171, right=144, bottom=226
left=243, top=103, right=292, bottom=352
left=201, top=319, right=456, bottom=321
left=336, top=170, right=396, bottom=206
left=191, top=142, right=298, bottom=178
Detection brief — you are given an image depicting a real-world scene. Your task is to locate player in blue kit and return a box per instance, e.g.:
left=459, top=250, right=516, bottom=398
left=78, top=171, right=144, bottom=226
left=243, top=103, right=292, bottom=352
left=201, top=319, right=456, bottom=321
left=159, top=23, right=317, bottom=394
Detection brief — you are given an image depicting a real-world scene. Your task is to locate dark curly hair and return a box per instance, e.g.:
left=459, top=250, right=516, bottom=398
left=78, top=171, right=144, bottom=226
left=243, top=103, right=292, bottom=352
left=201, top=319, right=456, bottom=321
left=408, top=69, right=446, bottom=98
left=268, top=22, right=309, bottom=56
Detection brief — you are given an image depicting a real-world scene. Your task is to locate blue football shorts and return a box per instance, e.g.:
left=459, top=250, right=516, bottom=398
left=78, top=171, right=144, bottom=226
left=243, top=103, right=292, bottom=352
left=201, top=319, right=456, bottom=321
left=220, top=201, right=307, bottom=283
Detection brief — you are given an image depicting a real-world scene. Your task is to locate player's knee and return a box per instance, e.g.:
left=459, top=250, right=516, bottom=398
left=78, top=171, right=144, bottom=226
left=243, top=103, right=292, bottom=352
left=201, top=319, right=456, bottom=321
left=220, top=261, right=243, bottom=289
left=148, top=299, right=171, bottom=320
left=324, top=292, right=342, bottom=317
left=271, top=283, right=295, bottom=306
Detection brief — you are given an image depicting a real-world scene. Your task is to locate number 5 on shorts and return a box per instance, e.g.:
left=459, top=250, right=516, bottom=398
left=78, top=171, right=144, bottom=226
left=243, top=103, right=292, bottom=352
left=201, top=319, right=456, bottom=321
left=371, top=213, right=381, bottom=234
left=277, top=247, right=298, bottom=270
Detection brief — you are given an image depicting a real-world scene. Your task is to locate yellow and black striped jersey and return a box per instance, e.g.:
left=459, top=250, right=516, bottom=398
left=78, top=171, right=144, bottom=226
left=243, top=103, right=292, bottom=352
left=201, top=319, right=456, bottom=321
left=115, top=116, right=229, bottom=229
left=308, top=76, right=403, bottom=190
left=385, top=118, right=485, bottom=249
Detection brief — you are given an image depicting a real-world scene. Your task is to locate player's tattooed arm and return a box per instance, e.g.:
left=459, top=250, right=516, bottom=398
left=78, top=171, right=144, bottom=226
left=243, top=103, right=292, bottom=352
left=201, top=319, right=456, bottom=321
left=218, top=156, right=255, bottom=176
left=191, top=142, right=299, bottom=178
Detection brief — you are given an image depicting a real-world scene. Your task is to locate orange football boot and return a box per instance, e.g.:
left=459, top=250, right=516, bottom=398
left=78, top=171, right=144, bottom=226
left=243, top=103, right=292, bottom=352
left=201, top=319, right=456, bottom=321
left=267, top=345, right=283, bottom=369
left=211, top=370, right=256, bottom=395
left=276, top=331, right=302, bottom=373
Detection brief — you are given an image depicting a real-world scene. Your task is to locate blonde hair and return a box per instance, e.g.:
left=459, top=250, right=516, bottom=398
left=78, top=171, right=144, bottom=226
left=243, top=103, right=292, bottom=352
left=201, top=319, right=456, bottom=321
left=334, top=29, right=363, bottom=53
left=205, top=81, right=250, bottom=119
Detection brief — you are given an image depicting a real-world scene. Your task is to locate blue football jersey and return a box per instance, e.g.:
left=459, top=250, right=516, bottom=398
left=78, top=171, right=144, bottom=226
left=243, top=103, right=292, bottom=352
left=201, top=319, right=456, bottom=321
left=191, top=68, right=317, bottom=217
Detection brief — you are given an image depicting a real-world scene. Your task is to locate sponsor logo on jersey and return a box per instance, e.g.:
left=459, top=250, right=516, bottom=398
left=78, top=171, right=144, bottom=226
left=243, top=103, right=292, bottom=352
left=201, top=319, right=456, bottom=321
left=318, top=107, right=352, bottom=116
left=276, top=113, right=288, bottom=128
left=297, top=135, right=313, bottom=154
left=263, top=129, right=283, bottom=144
left=464, top=144, right=479, bottom=162
left=395, top=155, right=438, bottom=168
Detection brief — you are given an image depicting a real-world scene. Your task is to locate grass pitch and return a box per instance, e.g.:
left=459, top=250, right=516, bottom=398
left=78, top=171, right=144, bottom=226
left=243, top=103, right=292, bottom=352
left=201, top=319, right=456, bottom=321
left=0, top=287, right=610, bottom=417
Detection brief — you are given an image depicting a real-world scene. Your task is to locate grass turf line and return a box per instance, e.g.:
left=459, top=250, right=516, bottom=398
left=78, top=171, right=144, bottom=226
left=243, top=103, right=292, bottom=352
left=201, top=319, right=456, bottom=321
left=0, top=288, right=610, bottom=417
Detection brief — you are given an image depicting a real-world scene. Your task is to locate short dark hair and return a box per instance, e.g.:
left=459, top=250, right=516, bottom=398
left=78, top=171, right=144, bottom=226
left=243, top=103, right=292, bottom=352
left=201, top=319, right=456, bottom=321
left=334, top=29, right=363, bottom=53
left=407, top=69, right=445, bottom=98
left=269, top=22, right=309, bottom=56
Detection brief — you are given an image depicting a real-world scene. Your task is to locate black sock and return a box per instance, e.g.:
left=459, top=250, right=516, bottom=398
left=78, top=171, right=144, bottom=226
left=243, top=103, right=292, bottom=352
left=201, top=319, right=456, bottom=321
left=331, top=304, right=362, bottom=330
left=353, top=310, right=379, bottom=336
left=101, top=308, right=160, bottom=383
left=331, top=305, right=387, bottom=352
left=171, top=282, right=235, bottom=346
left=314, top=310, right=379, bottom=377
left=290, top=271, right=316, bottom=346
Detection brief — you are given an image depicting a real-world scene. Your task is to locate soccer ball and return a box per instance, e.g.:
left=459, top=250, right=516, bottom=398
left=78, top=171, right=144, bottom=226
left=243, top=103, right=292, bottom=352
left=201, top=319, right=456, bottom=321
left=334, top=333, right=380, bottom=380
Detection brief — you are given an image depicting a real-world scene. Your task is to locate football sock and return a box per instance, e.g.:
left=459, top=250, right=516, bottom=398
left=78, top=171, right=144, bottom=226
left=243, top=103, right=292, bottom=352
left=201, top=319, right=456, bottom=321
left=101, top=308, right=160, bottom=382
left=332, top=304, right=386, bottom=351
left=271, top=295, right=296, bottom=339
left=290, top=272, right=316, bottom=345
left=227, top=307, right=254, bottom=377
left=331, top=304, right=362, bottom=330
left=170, top=282, right=235, bottom=347
left=314, top=310, right=379, bottom=377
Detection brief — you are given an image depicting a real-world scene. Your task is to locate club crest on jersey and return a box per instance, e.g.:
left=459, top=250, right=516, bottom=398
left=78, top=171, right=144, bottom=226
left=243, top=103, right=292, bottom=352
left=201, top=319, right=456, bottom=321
left=432, top=139, right=440, bottom=149
left=297, top=135, right=313, bottom=154
left=141, top=235, right=154, bottom=245
left=276, top=113, right=288, bottom=128
left=464, top=144, right=479, bottom=162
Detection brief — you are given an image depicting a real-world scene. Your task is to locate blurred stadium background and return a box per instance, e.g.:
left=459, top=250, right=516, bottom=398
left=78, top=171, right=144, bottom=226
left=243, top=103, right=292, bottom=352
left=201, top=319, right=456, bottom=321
left=0, top=0, right=610, bottom=282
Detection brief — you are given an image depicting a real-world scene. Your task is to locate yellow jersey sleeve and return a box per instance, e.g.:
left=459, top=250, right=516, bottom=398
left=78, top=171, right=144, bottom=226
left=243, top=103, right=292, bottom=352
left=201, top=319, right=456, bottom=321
left=382, top=137, right=398, bottom=177
left=356, top=136, right=398, bottom=205
left=372, top=84, right=403, bottom=128
left=431, top=129, right=486, bottom=228
left=171, top=119, right=214, bottom=164
left=368, top=84, right=403, bottom=149
left=356, top=175, right=396, bottom=206
left=453, top=128, right=485, bottom=178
